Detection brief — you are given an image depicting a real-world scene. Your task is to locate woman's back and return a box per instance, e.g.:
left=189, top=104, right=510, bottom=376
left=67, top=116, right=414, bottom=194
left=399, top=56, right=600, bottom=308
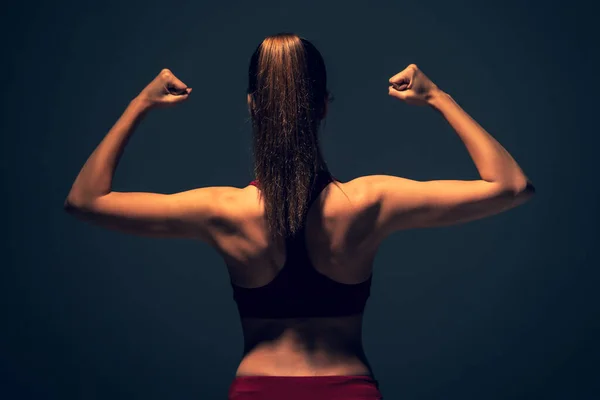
left=214, top=175, right=382, bottom=377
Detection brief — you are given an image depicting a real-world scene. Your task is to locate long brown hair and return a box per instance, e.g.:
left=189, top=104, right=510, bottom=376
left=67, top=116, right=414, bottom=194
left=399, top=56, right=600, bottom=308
left=247, top=33, right=336, bottom=239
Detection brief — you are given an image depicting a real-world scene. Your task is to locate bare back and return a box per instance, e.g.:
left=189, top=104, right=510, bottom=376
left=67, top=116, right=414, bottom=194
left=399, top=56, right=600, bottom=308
left=211, top=177, right=382, bottom=377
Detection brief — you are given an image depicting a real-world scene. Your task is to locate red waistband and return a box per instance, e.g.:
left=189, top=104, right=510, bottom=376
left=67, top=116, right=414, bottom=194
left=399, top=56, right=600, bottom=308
left=228, top=375, right=382, bottom=400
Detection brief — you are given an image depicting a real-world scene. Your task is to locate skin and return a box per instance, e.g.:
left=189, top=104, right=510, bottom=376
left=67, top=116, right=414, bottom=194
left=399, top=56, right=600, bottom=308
left=66, top=65, right=534, bottom=378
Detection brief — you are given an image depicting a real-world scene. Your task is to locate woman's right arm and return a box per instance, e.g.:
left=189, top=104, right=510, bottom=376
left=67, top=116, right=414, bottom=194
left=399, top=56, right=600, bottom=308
left=367, top=66, right=535, bottom=238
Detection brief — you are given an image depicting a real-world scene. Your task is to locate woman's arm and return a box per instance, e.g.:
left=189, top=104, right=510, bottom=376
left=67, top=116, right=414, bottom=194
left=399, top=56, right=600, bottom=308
left=64, top=97, right=149, bottom=207
left=64, top=69, right=237, bottom=243
left=428, top=89, right=532, bottom=191
left=372, top=66, right=535, bottom=237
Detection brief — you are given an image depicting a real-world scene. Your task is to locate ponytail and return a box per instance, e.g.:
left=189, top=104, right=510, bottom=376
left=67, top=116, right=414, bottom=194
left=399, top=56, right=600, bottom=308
left=247, top=33, right=334, bottom=239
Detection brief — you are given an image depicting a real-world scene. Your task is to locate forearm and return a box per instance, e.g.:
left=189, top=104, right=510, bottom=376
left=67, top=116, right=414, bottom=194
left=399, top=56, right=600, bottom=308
left=65, top=97, right=151, bottom=207
left=427, top=89, right=530, bottom=191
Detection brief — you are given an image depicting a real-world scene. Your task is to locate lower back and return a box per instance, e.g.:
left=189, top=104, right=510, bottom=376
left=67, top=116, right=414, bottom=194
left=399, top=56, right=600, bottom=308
left=235, top=314, right=374, bottom=377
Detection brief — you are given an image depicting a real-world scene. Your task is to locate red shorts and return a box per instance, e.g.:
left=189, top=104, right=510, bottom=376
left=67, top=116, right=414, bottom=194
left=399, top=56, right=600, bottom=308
left=228, top=374, right=383, bottom=400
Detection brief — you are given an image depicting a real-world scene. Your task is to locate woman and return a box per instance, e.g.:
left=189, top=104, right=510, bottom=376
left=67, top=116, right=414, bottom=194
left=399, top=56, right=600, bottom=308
left=65, top=33, right=535, bottom=400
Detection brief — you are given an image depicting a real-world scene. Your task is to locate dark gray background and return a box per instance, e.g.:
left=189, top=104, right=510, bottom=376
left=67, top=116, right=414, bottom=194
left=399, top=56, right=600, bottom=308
left=2, top=0, right=598, bottom=399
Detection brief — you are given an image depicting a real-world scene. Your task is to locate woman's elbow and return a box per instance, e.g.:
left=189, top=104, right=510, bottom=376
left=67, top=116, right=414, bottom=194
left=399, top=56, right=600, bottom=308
left=64, top=198, right=77, bottom=212
left=512, top=181, right=536, bottom=207
left=64, top=194, right=89, bottom=214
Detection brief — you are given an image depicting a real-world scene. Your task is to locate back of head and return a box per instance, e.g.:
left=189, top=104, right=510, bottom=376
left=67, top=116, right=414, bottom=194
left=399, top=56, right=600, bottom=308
left=247, top=33, right=334, bottom=239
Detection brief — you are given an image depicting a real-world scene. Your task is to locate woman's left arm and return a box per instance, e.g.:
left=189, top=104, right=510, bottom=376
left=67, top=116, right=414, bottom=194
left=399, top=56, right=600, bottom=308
left=64, top=69, right=237, bottom=243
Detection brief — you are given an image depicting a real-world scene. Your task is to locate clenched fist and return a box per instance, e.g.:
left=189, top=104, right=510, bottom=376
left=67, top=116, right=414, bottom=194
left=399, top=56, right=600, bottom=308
left=388, top=64, right=439, bottom=106
left=136, top=68, right=193, bottom=109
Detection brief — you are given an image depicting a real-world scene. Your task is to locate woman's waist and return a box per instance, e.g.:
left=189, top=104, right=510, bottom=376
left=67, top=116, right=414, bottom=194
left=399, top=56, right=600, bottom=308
left=236, top=341, right=372, bottom=377
left=235, top=358, right=373, bottom=377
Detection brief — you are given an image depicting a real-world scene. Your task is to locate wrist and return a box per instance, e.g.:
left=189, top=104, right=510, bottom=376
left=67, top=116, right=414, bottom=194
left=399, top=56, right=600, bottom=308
left=426, top=88, right=450, bottom=109
left=130, top=96, right=154, bottom=113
